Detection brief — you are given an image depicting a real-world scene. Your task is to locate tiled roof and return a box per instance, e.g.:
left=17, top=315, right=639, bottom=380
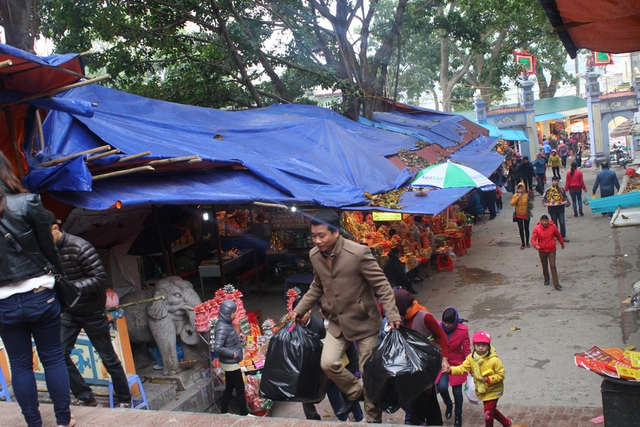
left=599, top=90, right=635, bottom=100
left=487, top=106, right=525, bottom=116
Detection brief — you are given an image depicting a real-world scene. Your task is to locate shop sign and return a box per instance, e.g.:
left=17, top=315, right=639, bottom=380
left=372, top=212, right=402, bottom=221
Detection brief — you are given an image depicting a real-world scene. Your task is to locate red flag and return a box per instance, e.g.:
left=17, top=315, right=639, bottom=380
left=514, top=51, right=536, bottom=75
left=592, top=52, right=613, bottom=66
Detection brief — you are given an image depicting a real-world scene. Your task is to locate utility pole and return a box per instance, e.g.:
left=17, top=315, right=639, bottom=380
left=575, top=56, right=581, bottom=97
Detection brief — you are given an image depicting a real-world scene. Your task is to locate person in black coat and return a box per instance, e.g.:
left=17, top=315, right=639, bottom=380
left=519, top=156, right=535, bottom=193
left=214, top=300, right=248, bottom=415
left=383, top=248, right=417, bottom=294
left=50, top=214, right=131, bottom=408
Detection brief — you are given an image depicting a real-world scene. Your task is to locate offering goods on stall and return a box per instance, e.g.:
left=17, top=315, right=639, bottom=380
left=201, top=284, right=273, bottom=415
left=245, top=372, right=273, bottom=415
left=545, top=186, right=566, bottom=205
left=363, top=326, right=442, bottom=413
left=575, top=346, right=640, bottom=381
left=194, top=285, right=247, bottom=333
left=342, top=212, right=434, bottom=265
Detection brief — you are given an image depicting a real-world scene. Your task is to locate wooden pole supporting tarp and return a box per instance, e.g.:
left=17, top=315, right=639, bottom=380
left=39, top=145, right=111, bottom=167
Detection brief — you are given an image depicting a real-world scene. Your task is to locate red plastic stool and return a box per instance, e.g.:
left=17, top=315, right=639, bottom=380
left=436, top=253, right=454, bottom=272
left=451, top=237, right=467, bottom=257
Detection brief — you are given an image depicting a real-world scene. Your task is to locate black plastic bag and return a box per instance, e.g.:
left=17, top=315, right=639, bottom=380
left=363, top=326, right=442, bottom=413
left=259, top=321, right=326, bottom=402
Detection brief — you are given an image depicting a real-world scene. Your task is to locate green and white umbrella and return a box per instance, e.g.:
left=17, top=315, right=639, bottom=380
left=410, top=160, right=496, bottom=190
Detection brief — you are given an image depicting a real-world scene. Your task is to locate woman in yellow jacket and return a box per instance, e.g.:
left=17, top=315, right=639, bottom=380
left=548, top=150, right=562, bottom=180
left=510, top=183, right=530, bottom=250
left=447, top=331, right=512, bottom=427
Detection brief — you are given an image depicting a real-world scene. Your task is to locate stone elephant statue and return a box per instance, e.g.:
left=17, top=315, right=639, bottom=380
left=120, top=276, right=203, bottom=375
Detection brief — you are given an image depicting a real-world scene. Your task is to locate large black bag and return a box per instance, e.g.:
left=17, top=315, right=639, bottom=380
left=54, top=275, right=82, bottom=307
left=363, top=326, right=442, bottom=413
left=259, top=321, right=326, bottom=402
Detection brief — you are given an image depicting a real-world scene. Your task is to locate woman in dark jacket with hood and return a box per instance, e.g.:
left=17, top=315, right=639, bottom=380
left=214, top=299, right=247, bottom=415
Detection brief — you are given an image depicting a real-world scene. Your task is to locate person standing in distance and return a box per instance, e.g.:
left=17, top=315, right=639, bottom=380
left=49, top=214, right=132, bottom=408
left=291, top=210, right=401, bottom=423
left=0, top=152, right=74, bottom=427
left=592, top=161, right=621, bottom=218
left=531, top=215, right=565, bottom=291
left=542, top=176, right=570, bottom=242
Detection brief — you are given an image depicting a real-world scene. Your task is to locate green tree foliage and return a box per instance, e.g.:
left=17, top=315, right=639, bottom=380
left=36, top=0, right=568, bottom=116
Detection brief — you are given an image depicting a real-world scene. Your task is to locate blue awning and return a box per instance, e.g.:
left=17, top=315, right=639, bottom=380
left=535, top=112, right=567, bottom=122
left=479, top=124, right=528, bottom=141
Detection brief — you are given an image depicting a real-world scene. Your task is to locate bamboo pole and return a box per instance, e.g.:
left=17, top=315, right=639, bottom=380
left=35, top=110, right=45, bottom=151
left=85, top=149, right=121, bottom=162
left=109, top=295, right=166, bottom=310
left=145, top=155, right=200, bottom=166
left=0, top=74, right=111, bottom=108
left=117, top=151, right=152, bottom=162
left=92, top=166, right=155, bottom=181
left=251, top=201, right=289, bottom=209
left=39, top=145, right=111, bottom=167
left=0, top=59, right=12, bottom=69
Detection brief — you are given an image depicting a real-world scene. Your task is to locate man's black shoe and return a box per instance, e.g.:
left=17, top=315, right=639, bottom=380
left=407, top=288, right=418, bottom=295
left=336, top=391, right=363, bottom=419
left=335, top=399, right=357, bottom=419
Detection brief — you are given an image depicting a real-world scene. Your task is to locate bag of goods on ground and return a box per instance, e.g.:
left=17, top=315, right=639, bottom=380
left=259, top=321, right=326, bottom=402
left=363, top=326, right=442, bottom=413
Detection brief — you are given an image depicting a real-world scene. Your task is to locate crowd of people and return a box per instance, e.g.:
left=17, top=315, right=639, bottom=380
left=285, top=210, right=513, bottom=427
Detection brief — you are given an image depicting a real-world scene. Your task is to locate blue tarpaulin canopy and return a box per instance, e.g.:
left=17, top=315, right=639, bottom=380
left=448, top=135, right=504, bottom=177
left=35, top=84, right=413, bottom=210
left=479, top=124, right=528, bottom=142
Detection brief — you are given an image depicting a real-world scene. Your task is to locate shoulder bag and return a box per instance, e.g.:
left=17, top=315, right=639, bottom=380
left=0, top=220, right=81, bottom=307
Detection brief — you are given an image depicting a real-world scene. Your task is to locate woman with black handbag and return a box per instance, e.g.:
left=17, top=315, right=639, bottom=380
left=0, top=152, right=74, bottom=427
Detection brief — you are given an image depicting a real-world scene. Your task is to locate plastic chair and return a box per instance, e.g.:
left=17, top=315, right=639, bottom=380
left=436, top=253, right=454, bottom=273
left=0, top=368, right=11, bottom=402
left=451, top=237, right=467, bottom=257
left=109, top=374, right=149, bottom=410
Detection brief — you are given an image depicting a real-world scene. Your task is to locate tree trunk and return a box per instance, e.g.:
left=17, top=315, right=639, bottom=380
left=536, top=68, right=560, bottom=99
left=0, top=0, right=35, bottom=51
left=210, top=0, right=264, bottom=108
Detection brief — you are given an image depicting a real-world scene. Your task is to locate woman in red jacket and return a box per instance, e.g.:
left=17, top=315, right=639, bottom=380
left=564, top=161, right=587, bottom=217
left=531, top=215, right=565, bottom=290
left=437, top=307, right=470, bottom=427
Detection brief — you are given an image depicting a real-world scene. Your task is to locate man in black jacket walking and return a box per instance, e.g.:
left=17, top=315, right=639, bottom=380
left=49, top=215, right=132, bottom=408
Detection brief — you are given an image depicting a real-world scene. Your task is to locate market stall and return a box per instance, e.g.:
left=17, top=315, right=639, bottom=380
left=194, top=284, right=304, bottom=416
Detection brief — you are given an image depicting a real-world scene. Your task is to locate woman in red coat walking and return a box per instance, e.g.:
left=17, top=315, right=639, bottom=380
left=437, top=307, right=471, bottom=427
left=564, top=161, right=587, bottom=217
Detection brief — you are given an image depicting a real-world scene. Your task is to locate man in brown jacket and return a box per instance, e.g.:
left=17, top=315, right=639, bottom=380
left=292, top=210, right=401, bottom=422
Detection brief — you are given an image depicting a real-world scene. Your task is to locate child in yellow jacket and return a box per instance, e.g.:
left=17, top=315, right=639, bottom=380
left=446, top=330, right=513, bottom=427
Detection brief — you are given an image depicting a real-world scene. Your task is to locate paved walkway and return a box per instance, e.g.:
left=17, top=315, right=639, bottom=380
left=0, top=400, right=605, bottom=427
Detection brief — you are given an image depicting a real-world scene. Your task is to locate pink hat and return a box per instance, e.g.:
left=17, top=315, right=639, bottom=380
left=473, top=330, right=491, bottom=344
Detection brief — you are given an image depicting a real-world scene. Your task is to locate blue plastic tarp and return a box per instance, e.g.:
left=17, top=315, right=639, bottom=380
left=448, top=135, right=504, bottom=177
left=347, top=187, right=474, bottom=216
left=368, top=110, right=470, bottom=148
left=260, top=104, right=418, bottom=157
left=35, top=84, right=412, bottom=209
left=479, top=124, right=528, bottom=141
left=48, top=170, right=302, bottom=211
